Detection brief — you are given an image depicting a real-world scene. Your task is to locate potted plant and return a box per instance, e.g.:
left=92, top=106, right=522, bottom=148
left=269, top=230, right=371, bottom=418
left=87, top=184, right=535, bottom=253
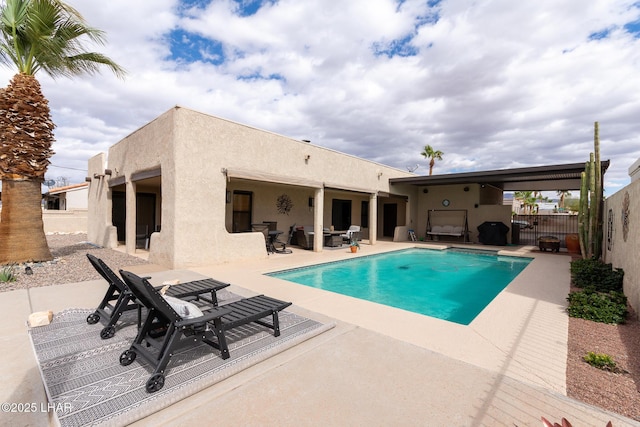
left=349, top=238, right=360, bottom=253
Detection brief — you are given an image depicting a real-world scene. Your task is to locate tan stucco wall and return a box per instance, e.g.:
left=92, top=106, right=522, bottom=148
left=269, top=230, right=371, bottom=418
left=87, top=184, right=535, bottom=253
left=0, top=208, right=88, bottom=233
left=87, top=153, right=117, bottom=248
left=88, top=107, right=415, bottom=268
left=603, top=177, right=640, bottom=316
left=42, top=210, right=87, bottom=233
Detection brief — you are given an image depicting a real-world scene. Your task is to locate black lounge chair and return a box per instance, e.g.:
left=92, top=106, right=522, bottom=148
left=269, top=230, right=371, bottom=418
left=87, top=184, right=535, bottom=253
left=85, top=254, right=229, bottom=339
left=118, top=270, right=292, bottom=393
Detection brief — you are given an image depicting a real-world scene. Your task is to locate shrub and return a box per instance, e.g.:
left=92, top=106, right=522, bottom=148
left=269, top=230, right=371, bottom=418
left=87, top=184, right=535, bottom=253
left=0, top=265, right=17, bottom=283
left=570, top=258, right=624, bottom=292
left=567, top=290, right=628, bottom=324
left=583, top=352, right=619, bottom=371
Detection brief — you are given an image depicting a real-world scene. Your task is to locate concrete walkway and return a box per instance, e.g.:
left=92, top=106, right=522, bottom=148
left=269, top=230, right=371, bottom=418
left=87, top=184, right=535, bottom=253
left=1, top=241, right=638, bottom=426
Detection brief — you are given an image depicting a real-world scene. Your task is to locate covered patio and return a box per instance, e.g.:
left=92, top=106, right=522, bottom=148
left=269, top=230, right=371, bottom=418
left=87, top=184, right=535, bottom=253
left=222, top=168, right=410, bottom=251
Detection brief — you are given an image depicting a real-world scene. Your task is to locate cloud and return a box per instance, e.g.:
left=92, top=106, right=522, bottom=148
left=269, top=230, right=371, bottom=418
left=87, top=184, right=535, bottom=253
left=2, top=0, right=637, bottom=196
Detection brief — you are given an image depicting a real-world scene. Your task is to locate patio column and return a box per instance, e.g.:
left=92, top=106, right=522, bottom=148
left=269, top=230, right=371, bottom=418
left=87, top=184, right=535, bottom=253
left=125, top=179, right=137, bottom=254
left=369, top=193, right=377, bottom=245
left=313, top=187, right=324, bottom=252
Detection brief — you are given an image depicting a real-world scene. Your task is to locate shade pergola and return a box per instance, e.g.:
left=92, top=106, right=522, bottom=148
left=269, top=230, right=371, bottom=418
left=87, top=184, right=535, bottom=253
left=389, top=161, right=610, bottom=192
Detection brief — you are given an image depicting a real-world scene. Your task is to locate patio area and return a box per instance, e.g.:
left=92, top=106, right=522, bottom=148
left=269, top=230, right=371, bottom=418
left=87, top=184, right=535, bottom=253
left=2, top=241, right=637, bottom=426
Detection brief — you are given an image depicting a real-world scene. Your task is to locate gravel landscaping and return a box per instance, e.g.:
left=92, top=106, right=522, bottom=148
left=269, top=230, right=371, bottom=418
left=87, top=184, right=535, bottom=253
left=0, top=232, right=148, bottom=292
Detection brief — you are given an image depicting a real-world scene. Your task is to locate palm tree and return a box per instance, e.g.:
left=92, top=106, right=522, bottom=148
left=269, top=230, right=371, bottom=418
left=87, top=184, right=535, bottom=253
left=0, top=0, right=124, bottom=264
left=514, top=191, right=541, bottom=214
left=420, top=145, right=444, bottom=176
left=556, top=190, right=571, bottom=210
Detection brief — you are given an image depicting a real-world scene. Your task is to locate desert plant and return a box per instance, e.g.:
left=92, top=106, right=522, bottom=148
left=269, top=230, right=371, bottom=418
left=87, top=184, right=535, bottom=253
left=567, top=290, right=627, bottom=324
left=570, top=258, right=624, bottom=292
left=0, top=264, right=17, bottom=282
left=583, top=352, right=621, bottom=372
left=578, top=122, right=604, bottom=260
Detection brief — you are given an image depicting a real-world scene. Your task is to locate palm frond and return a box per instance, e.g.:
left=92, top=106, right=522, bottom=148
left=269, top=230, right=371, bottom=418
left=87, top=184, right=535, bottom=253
left=0, top=0, right=125, bottom=78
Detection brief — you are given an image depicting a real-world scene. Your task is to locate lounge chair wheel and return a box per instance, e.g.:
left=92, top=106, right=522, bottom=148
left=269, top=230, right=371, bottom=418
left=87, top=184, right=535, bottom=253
left=119, top=350, right=137, bottom=366
left=100, top=326, right=116, bottom=339
left=87, top=313, right=100, bottom=324
left=146, top=373, right=165, bottom=393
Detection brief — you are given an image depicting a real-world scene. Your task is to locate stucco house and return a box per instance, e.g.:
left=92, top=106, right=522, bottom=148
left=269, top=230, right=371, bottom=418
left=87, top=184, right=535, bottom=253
left=86, top=106, right=595, bottom=270
left=87, top=106, right=421, bottom=268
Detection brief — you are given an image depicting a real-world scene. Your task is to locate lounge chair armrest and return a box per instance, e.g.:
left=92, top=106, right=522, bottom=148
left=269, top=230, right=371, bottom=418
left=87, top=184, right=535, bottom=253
left=175, top=307, right=232, bottom=328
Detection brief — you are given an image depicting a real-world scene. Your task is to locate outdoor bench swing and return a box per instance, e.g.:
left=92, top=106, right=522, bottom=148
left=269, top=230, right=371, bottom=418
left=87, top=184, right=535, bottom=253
left=425, top=209, right=469, bottom=242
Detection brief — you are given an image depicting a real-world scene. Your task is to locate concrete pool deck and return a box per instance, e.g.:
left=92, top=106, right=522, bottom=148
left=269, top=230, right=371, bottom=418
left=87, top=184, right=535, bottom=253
left=2, top=241, right=638, bottom=426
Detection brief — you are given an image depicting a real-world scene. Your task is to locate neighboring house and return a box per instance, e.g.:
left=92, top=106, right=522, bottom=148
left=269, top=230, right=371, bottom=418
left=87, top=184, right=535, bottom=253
left=536, top=202, right=559, bottom=214
left=86, top=106, right=603, bottom=269
left=44, top=182, right=89, bottom=210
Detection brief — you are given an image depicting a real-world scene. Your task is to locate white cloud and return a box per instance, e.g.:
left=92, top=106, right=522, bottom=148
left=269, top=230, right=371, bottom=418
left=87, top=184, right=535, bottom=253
left=2, top=0, right=637, bottom=194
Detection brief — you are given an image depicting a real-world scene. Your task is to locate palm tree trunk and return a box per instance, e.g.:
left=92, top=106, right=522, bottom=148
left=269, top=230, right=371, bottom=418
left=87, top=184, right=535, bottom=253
left=0, top=179, right=52, bottom=263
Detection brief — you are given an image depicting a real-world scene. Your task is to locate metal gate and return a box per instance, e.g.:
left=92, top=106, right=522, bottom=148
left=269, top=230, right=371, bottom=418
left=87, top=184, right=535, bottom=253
left=512, top=214, right=579, bottom=248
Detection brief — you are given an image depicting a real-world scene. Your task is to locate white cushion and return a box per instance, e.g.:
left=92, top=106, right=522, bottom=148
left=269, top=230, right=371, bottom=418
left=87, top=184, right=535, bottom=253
left=430, top=225, right=444, bottom=233
left=452, top=226, right=464, bottom=234
left=163, top=295, right=204, bottom=319
left=441, top=225, right=454, bottom=233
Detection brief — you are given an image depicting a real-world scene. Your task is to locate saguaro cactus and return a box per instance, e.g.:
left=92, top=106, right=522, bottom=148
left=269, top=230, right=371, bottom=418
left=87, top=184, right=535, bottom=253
left=578, top=122, right=603, bottom=260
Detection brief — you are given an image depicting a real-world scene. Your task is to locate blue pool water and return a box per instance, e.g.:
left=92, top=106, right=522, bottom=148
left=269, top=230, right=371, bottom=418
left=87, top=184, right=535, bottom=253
left=268, top=248, right=532, bottom=325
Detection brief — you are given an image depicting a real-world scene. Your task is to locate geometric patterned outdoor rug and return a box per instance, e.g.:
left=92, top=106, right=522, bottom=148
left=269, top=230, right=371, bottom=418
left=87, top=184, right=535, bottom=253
left=29, top=291, right=333, bottom=427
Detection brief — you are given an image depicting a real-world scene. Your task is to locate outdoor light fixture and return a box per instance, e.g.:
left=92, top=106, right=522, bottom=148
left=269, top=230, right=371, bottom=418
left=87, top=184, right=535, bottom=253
left=423, top=188, right=428, bottom=193
left=463, top=186, right=469, bottom=192
left=104, top=169, right=112, bottom=176
left=304, top=154, right=311, bottom=164
left=85, top=177, right=91, bottom=182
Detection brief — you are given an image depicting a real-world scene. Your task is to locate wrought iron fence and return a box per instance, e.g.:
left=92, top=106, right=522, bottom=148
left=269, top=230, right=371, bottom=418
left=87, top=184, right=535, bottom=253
left=512, top=214, right=579, bottom=248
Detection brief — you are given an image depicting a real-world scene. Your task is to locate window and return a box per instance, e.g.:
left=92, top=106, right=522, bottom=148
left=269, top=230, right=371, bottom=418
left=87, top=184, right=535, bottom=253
left=232, top=191, right=252, bottom=232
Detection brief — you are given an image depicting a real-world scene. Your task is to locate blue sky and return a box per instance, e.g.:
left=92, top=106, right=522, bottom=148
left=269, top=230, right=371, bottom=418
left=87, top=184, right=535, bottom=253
left=2, top=0, right=639, bottom=196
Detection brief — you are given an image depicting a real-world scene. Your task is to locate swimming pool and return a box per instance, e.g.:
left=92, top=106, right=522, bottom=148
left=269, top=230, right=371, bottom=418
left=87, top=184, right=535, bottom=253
left=267, top=248, right=532, bottom=325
